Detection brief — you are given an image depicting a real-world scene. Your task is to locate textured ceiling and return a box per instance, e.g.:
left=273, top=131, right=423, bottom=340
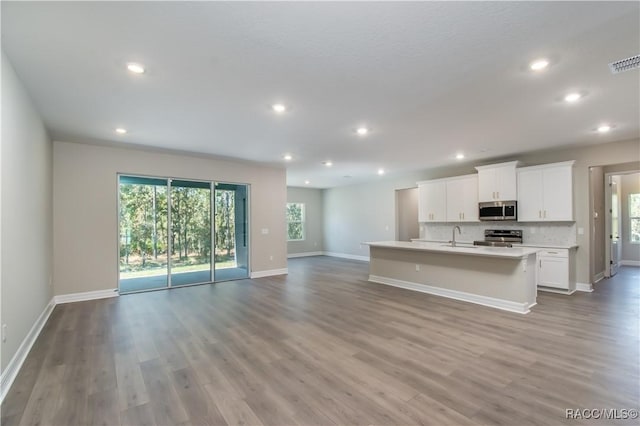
left=2, top=2, right=639, bottom=188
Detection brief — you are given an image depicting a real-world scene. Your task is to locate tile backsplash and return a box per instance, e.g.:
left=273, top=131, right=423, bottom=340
left=419, top=222, right=577, bottom=246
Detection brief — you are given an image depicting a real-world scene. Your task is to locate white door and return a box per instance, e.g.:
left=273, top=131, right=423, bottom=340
left=610, top=177, right=621, bottom=276
left=543, top=166, right=573, bottom=221
left=517, top=169, right=543, bottom=221
left=495, top=165, right=517, bottom=201
left=477, top=168, right=496, bottom=202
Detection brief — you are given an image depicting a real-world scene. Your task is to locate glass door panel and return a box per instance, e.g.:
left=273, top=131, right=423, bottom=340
left=170, top=180, right=212, bottom=286
left=214, top=183, right=249, bottom=281
left=119, top=176, right=169, bottom=293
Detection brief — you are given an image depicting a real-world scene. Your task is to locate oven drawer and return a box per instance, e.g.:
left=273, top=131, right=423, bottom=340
left=537, top=249, right=568, bottom=258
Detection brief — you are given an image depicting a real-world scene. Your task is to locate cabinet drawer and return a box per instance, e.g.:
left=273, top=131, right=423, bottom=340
left=538, top=249, right=568, bottom=258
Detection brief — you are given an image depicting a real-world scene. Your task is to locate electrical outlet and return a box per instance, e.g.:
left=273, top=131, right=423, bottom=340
left=2, top=324, right=7, bottom=343
left=261, top=228, right=269, bottom=235
left=415, top=264, right=420, bottom=272
left=578, top=227, right=584, bottom=235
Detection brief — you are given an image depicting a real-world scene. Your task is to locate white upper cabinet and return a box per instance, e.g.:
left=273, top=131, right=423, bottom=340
left=475, top=161, right=519, bottom=202
left=446, top=175, right=478, bottom=222
left=517, top=161, right=574, bottom=222
left=418, top=175, right=478, bottom=223
left=418, top=180, right=446, bottom=222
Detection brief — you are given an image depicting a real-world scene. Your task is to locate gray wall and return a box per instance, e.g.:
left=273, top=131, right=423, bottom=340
left=287, top=187, right=324, bottom=255
left=323, top=138, right=640, bottom=285
left=621, top=172, right=640, bottom=262
left=53, top=141, right=287, bottom=296
left=1, top=53, right=53, bottom=371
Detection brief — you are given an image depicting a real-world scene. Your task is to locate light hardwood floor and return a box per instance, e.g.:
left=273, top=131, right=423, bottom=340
left=2, top=257, right=639, bottom=425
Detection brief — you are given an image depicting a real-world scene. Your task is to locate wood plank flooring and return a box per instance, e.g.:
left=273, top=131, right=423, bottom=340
left=2, top=257, right=639, bottom=425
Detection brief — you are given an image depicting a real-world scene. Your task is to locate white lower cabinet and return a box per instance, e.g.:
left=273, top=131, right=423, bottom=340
left=536, top=249, right=576, bottom=292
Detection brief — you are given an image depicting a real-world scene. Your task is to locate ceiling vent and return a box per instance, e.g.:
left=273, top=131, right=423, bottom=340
left=609, top=54, right=640, bottom=74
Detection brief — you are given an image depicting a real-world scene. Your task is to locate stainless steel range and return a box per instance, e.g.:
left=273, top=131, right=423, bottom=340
left=473, top=229, right=522, bottom=248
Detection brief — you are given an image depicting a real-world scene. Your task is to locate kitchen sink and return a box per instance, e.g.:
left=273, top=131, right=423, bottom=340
left=440, top=243, right=478, bottom=249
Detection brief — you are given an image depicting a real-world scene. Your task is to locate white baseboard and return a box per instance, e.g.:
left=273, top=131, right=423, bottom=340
left=594, top=271, right=605, bottom=283
left=576, top=282, right=594, bottom=292
left=1, top=297, right=55, bottom=403
left=368, top=275, right=532, bottom=314
left=323, top=252, right=370, bottom=262
left=54, top=288, right=119, bottom=304
left=620, top=260, right=640, bottom=267
left=250, top=268, right=288, bottom=279
left=287, top=251, right=323, bottom=258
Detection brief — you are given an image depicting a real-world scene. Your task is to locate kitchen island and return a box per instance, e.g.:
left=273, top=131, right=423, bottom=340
left=365, top=241, right=539, bottom=314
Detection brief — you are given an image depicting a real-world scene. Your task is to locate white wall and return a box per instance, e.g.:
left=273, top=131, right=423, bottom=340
left=621, top=172, right=640, bottom=262
left=287, top=187, right=324, bottom=255
left=323, top=138, right=640, bottom=285
left=1, top=52, right=53, bottom=372
left=53, top=141, right=287, bottom=296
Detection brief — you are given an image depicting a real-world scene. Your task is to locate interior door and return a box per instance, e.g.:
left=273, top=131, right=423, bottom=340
left=610, top=176, right=621, bottom=276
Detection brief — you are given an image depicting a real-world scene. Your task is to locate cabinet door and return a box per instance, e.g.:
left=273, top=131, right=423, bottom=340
left=495, top=165, right=517, bottom=201
left=538, top=256, right=569, bottom=289
left=477, top=169, right=496, bottom=202
left=418, top=182, right=446, bottom=222
left=461, top=175, right=479, bottom=221
left=446, top=179, right=465, bottom=222
left=517, top=169, right=543, bottom=221
left=542, top=166, right=573, bottom=221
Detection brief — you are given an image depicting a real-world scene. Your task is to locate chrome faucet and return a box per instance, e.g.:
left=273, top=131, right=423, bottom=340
left=451, top=226, right=461, bottom=247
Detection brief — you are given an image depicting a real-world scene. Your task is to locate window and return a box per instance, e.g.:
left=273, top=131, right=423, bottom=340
left=630, top=193, right=640, bottom=243
left=286, top=203, right=305, bottom=241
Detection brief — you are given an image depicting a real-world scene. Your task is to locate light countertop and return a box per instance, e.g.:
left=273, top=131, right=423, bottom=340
left=410, top=238, right=578, bottom=250
left=365, top=241, right=539, bottom=259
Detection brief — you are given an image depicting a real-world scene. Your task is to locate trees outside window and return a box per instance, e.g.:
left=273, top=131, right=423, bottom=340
left=287, top=203, right=305, bottom=241
left=630, top=193, right=640, bottom=243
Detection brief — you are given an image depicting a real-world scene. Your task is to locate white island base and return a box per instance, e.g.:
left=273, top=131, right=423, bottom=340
left=366, top=242, right=538, bottom=314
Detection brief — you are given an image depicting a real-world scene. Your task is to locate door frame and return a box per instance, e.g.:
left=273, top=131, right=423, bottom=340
left=116, top=173, right=251, bottom=294
left=604, top=170, right=639, bottom=277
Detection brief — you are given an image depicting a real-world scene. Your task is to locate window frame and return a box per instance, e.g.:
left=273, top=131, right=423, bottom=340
left=630, top=193, right=640, bottom=244
left=286, top=202, right=306, bottom=242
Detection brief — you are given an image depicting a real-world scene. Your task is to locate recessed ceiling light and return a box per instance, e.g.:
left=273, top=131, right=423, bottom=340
left=597, top=125, right=611, bottom=133
left=356, top=127, right=369, bottom=136
left=456, top=153, right=465, bottom=160
left=377, top=168, right=385, bottom=175
left=304, top=180, right=310, bottom=185
left=564, top=93, right=581, bottom=103
left=323, top=161, right=333, bottom=167
left=126, top=63, right=145, bottom=74
left=272, top=104, right=286, bottom=113
left=115, top=128, right=127, bottom=134
left=283, top=154, right=292, bottom=161
left=530, top=59, right=549, bottom=71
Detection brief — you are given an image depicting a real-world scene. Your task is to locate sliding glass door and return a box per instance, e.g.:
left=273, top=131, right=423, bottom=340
left=214, top=183, right=249, bottom=281
left=170, top=180, right=212, bottom=287
left=118, top=175, right=249, bottom=293
left=119, top=176, right=169, bottom=293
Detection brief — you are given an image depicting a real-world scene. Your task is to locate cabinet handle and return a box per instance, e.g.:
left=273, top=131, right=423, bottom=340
left=492, top=191, right=496, bottom=199
left=538, top=210, right=542, bottom=218
left=543, top=210, right=547, bottom=218
left=497, top=191, right=500, bottom=199
left=462, top=212, right=465, bottom=219
left=539, top=259, right=542, bottom=268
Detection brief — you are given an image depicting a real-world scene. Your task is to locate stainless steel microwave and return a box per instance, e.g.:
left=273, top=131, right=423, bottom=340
left=478, top=201, right=517, bottom=221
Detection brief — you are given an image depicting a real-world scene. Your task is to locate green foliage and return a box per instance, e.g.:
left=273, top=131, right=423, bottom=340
left=119, top=179, right=243, bottom=273
left=630, top=194, right=640, bottom=242
left=286, top=203, right=304, bottom=240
